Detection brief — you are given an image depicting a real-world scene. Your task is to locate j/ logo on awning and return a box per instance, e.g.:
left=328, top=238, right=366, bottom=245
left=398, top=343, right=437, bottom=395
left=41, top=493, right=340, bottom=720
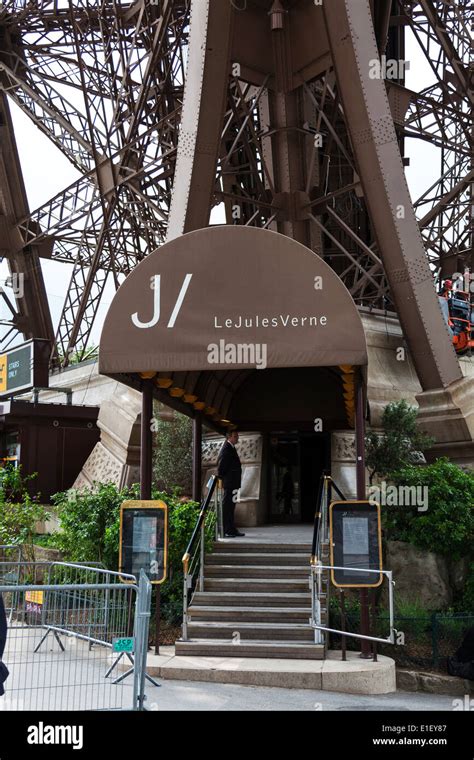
left=131, top=274, right=193, bottom=330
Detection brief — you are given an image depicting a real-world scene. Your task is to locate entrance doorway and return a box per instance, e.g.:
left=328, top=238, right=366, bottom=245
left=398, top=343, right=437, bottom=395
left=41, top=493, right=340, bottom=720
left=268, top=433, right=330, bottom=523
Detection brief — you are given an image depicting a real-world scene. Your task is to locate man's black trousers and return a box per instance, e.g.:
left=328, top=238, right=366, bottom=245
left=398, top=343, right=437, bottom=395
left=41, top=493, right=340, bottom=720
left=222, top=488, right=237, bottom=535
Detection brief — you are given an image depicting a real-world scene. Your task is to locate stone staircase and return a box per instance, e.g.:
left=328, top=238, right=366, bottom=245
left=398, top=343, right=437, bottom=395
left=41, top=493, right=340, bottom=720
left=176, top=540, right=329, bottom=659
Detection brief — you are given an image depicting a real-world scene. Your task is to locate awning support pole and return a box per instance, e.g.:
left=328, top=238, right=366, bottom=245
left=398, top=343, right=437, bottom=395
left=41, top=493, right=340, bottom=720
left=140, top=378, right=160, bottom=655
left=356, top=376, right=371, bottom=659
left=140, top=378, right=153, bottom=501
left=192, top=413, right=202, bottom=502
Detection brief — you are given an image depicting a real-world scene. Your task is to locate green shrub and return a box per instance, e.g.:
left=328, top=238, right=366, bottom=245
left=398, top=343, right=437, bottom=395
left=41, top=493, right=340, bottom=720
left=51, top=482, right=212, bottom=624
left=100, top=488, right=213, bottom=623
left=393, top=596, right=432, bottom=619
left=436, top=609, right=474, bottom=639
left=378, top=596, right=432, bottom=639
left=152, top=412, right=193, bottom=495
left=366, top=400, right=434, bottom=484
left=0, top=465, right=48, bottom=549
left=459, top=563, right=474, bottom=613
left=51, top=481, right=136, bottom=566
left=385, top=459, right=474, bottom=560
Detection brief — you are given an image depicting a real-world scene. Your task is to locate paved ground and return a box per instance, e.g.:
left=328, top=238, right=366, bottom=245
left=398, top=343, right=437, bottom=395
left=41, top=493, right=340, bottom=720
left=144, top=679, right=458, bottom=711
left=0, top=628, right=461, bottom=711
left=221, top=524, right=313, bottom=544
left=1, top=626, right=133, bottom=711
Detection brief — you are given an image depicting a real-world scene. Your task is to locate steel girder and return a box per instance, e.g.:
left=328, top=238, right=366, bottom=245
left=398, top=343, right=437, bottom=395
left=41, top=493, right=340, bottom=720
left=0, top=0, right=189, bottom=362
left=396, top=0, right=473, bottom=278
left=168, top=0, right=462, bottom=390
left=0, top=91, right=55, bottom=351
left=166, top=0, right=234, bottom=240
left=323, top=0, right=461, bottom=390
left=0, top=0, right=470, bottom=389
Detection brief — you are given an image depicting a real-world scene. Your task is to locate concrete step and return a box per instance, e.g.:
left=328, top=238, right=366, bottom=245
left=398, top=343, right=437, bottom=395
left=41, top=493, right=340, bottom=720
left=186, top=621, right=317, bottom=641
left=204, top=578, right=313, bottom=593
left=204, top=565, right=310, bottom=578
left=189, top=606, right=317, bottom=623
left=175, top=639, right=325, bottom=660
left=212, top=542, right=311, bottom=554
left=205, top=552, right=309, bottom=566
left=193, top=592, right=314, bottom=608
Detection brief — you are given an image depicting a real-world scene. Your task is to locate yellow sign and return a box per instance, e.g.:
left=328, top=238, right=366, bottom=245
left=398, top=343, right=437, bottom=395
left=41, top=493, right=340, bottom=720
left=25, top=590, right=44, bottom=605
left=0, top=354, right=6, bottom=393
left=119, top=500, right=168, bottom=585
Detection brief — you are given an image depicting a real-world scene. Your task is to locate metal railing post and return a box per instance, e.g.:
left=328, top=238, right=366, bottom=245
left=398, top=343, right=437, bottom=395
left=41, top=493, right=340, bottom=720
left=310, top=564, right=397, bottom=646
left=431, top=612, right=439, bottom=669
left=182, top=574, right=188, bottom=641
left=200, top=523, right=205, bottom=590
left=340, top=589, right=347, bottom=661
left=214, top=483, right=221, bottom=539
left=134, top=570, right=152, bottom=711
left=311, top=564, right=324, bottom=645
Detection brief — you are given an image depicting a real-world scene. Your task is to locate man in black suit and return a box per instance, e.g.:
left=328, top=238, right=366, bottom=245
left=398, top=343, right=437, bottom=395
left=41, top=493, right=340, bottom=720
left=217, top=430, right=245, bottom=537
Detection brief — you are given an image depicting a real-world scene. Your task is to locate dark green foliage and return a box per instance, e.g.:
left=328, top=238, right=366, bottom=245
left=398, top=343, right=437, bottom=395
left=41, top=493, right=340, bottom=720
left=366, top=400, right=434, bottom=483
left=57, top=346, right=98, bottom=366
left=0, top=464, right=48, bottom=547
left=153, top=413, right=193, bottom=496
left=51, top=481, right=212, bottom=624
left=385, top=459, right=474, bottom=561
left=460, top=563, right=474, bottom=613
left=51, top=481, right=135, bottom=567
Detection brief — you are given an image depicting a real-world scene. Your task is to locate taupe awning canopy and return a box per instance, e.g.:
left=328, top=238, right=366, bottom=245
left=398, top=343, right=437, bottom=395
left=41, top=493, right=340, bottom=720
left=99, top=226, right=367, bottom=429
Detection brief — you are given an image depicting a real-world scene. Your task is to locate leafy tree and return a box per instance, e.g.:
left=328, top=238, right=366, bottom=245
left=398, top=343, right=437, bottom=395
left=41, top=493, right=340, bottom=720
left=51, top=481, right=134, bottom=566
left=153, top=412, right=193, bottom=495
left=51, top=481, right=212, bottom=624
left=385, top=458, right=474, bottom=561
left=56, top=345, right=98, bottom=366
left=460, top=563, right=474, bottom=613
left=0, top=464, right=49, bottom=549
left=366, top=400, right=434, bottom=484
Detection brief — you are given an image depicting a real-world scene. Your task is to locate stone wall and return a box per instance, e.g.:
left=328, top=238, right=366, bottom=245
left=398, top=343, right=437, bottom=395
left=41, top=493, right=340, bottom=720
left=330, top=431, right=358, bottom=498
left=202, top=432, right=264, bottom=526
left=386, top=540, right=471, bottom=610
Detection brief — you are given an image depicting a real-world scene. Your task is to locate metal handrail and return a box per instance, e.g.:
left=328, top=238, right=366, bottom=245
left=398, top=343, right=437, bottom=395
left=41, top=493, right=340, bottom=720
left=310, top=475, right=324, bottom=563
left=310, top=474, right=346, bottom=563
left=182, top=475, right=218, bottom=574
left=309, top=476, right=396, bottom=651
left=310, top=474, right=347, bottom=644
left=310, top=564, right=396, bottom=646
left=181, top=475, right=220, bottom=640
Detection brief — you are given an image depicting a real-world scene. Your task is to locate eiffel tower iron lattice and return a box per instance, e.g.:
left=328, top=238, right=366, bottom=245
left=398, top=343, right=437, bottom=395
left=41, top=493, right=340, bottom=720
left=0, top=0, right=471, bottom=385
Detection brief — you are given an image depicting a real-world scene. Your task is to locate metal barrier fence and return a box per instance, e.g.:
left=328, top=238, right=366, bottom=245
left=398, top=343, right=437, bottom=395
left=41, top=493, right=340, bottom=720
left=0, top=562, right=153, bottom=711
left=0, top=545, right=22, bottom=563
left=328, top=604, right=474, bottom=671
left=0, top=546, right=23, bottom=622
left=0, top=557, right=107, bottom=624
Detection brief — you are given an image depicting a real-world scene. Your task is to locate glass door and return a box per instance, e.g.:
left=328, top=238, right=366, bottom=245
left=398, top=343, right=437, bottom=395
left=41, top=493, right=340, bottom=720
left=268, top=434, right=300, bottom=522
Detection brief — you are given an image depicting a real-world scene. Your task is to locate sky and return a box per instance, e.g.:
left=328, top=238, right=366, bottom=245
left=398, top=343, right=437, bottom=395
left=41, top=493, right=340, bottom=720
left=0, top=27, right=443, bottom=349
